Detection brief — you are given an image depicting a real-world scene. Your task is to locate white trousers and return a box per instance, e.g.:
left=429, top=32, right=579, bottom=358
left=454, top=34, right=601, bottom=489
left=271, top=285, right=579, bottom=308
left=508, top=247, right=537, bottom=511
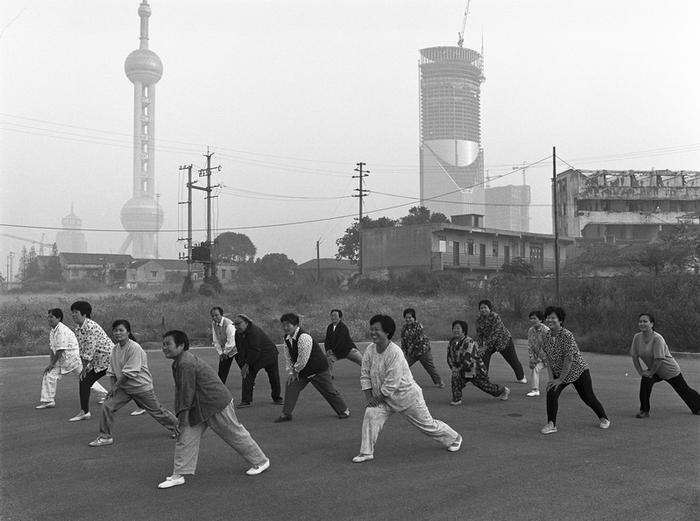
left=40, top=367, right=107, bottom=404
left=531, top=362, right=546, bottom=391
left=359, top=399, right=459, bottom=456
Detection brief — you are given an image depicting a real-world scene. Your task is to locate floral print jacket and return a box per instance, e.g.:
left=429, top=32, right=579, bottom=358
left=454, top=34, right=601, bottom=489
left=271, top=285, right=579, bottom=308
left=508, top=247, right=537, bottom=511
left=447, top=335, right=486, bottom=378
left=400, top=322, right=431, bottom=360
left=476, top=312, right=512, bottom=354
left=75, top=318, right=113, bottom=373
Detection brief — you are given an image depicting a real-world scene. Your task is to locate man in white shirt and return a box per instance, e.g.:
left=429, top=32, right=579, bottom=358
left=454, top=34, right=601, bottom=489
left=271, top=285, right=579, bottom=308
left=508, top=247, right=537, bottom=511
left=36, top=308, right=83, bottom=409
left=211, top=307, right=237, bottom=383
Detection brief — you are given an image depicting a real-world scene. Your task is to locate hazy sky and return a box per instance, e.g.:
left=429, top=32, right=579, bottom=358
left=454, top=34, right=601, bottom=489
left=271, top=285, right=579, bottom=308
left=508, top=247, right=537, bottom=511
left=1, top=0, right=698, bottom=271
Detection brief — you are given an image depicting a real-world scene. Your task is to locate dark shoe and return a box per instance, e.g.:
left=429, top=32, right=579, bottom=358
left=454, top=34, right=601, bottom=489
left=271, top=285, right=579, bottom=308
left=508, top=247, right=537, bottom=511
left=273, top=414, right=292, bottom=423
left=272, top=398, right=284, bottom=405
left=236, top=402, right=252, bottom=408
left=337, top=409, right=350, bottom=419
left=635, top=411, right=650, bottom=419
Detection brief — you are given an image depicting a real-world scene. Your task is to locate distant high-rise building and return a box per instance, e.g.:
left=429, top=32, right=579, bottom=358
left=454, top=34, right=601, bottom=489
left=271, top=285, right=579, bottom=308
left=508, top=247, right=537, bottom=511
left=484, top=185, right=530, bottom=232
left=56, top=205, right=87, bottom=253
left=419, top=46, right=485, bottom=218
left=119, top=0, right=163, bottom=259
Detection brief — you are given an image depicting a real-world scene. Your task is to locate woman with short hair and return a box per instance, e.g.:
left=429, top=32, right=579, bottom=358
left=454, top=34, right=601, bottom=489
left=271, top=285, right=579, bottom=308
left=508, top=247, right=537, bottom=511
left=400, top=308, right=444, bottom=388
left=631, top=313, right=700, bottom=418
left=540, top=306, right=610, bottom=435
left=475, top=300, right=526, bottom=384
left=353, top=314, right=461, bottom=463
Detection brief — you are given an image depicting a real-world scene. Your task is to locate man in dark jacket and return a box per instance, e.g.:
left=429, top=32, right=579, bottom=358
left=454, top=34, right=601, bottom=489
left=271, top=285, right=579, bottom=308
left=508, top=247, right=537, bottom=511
left=324, top=309, right=362, bottom=378
left=274, top=312, right=350, bottom=423
left=233, top=314, right=283, bottom=408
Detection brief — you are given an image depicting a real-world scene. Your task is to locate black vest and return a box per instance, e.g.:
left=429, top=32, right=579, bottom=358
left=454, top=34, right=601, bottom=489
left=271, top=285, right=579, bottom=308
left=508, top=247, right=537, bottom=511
left=285, top=329, right=328, bottom=377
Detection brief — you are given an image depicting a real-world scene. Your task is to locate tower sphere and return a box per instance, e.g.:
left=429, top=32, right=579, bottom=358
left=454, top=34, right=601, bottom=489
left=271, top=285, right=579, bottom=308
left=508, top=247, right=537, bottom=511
left=120, top=196, right=163, bottom=233
left=125, top=49, right=162, bottom=84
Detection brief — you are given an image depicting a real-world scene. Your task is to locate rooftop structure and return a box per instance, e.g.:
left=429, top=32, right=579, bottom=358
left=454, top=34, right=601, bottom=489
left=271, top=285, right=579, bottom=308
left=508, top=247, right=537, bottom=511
left=119, top=1, right=163, bottom=259
left=55, top=204, right=87, bottom=253
left=555, top=169, right=700, bottom=241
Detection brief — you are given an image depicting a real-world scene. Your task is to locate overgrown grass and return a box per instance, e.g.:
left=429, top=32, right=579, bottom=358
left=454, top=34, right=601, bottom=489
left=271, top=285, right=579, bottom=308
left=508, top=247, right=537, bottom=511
left=2, top=273, right=699, bottom=357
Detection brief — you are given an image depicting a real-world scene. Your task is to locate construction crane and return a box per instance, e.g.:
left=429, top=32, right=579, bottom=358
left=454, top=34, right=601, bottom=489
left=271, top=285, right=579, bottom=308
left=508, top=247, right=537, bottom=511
left=0, top=232, right=54, bottom=253
left=457, top=0, right=471, bottom=47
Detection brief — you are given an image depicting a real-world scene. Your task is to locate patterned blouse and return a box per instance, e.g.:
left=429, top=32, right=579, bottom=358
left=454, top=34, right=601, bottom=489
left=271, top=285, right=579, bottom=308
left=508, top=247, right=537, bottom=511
left=542, top=328, right=588, bottom=384
left=400, top=322, right=431, bottom=359
left=476, top=312, right=512, bottom=354
left=527, top=324, right=550, bottom=366
left=75, top=318, right=113, bottom=373
left=447, top=335, right=486, bottom=379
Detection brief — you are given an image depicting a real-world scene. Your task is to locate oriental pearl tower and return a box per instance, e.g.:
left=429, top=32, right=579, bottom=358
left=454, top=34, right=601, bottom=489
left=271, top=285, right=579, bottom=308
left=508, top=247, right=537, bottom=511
left=119, top=0, right=163, bottom=258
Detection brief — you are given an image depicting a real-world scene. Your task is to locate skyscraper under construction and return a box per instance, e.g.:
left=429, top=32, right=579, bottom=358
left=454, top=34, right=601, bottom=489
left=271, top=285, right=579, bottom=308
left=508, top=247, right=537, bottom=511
left=419, top=46, right=485, bottom=218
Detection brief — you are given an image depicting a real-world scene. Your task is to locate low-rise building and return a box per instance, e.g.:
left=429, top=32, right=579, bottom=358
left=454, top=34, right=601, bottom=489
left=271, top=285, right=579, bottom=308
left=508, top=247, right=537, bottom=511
left=296, top=258, right=357, bottom=284
left=362, top=216, right=570, bottom=278
left=38, top=252, right=134, bottom=285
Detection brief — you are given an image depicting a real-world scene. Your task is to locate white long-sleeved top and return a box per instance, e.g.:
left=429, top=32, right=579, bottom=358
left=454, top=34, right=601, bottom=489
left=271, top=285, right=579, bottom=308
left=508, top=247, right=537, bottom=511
left=49, top=322, right=82, bottom=374
left=360, top=341, right=422, bottom=412
left=211, top=317, right=237, bottom=357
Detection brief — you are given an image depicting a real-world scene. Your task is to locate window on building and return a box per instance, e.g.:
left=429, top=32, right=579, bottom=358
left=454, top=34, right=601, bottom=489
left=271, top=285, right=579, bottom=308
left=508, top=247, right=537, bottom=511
left=151, top=271, right=158, bottom=278
left=492, top=240, right=499, bottom=257
left=221, top=269, right=226, bottom=278
left=530, top=244, right=544, bottom=270
left=467, top=239, right=474, bottom=255
left=453, top=241, right=460, bottom=266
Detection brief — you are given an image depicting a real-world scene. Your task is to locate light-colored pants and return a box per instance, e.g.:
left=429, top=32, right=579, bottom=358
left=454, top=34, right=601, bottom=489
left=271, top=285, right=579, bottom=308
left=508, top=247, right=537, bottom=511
left=99, top=387, right=177, bottom=438
left=327, top=348, right=363, bottom=378
left=359, top=399, right=459, bottom=456
left=530, top=362, right=546, bottom=391
left=40, top=366, right=107, bottom=403
left=173, top=400, right=267, bottom=475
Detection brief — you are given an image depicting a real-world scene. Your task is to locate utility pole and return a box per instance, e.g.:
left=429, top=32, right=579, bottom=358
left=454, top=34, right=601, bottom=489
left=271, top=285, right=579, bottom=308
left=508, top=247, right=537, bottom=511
left=353, top=162, right=370, bottom=275
left=316, top=240, right=321, bottom=282
left=155, top=193, right=161, bottom=259
left=552, top=146, right=560, bottom=303
left=8, top=251, right=14, bottom=284
left=194, top=148, right=221, bottom=280
left=178, top=164, right=194, bottom=293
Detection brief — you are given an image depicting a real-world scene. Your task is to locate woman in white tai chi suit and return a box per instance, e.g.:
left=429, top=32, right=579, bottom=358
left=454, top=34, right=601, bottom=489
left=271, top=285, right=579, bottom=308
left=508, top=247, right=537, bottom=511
left=352, top=314, right=462, bottom=463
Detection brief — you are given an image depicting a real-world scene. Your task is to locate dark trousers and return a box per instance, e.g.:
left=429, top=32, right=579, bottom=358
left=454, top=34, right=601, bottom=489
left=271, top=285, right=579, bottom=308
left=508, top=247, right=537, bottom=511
left=79, top=369, right=107, bottom=413
left=407, top=351, right=443, bottom=385
left=218, top=355, right=235, bottom=384
left=282, top=370, right=348, bottom=418
left=639, top=373, right=700, bottom=414
left=482, top=339, right=525, bottom=381
left=451, top=372, right=504, bottom=401
left=242, top=360, right=282, bottom=403
left=546, top=369, right=607, bottom=426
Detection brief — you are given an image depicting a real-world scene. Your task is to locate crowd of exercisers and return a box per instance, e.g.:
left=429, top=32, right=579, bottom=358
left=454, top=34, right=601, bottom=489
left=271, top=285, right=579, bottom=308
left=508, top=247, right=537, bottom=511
left=34, top=299, right=700, bottom=489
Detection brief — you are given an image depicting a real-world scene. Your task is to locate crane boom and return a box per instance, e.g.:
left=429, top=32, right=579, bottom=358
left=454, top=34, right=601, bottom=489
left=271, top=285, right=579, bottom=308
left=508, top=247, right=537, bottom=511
left=457, top=0, right=471, bottom=47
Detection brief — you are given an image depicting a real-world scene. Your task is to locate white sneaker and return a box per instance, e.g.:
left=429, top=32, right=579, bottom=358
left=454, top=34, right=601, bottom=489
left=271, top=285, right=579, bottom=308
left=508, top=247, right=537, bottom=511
left=246, top=459, right=270, bottom=476
left=158, top=475, right=185, bottom=489
left=352, top=454, right=374, bottom=463
left=69, top=411, right=91, bottom=422
left=130, top=409, right=146, bottom=416
left=447, top=434, right=463, bottom=452
left=540, top=422, right=557, bottom=435
left=526, top=390, right=540, bottom=397
left=517, top=377, right=528, bottom=384
left=35, top=402, right=56, bottom=409
left=599, top=418, right=611, bottom=429
left=499, top=387, right=511, bottom=401
left=449, top=400, right=462, bottom=406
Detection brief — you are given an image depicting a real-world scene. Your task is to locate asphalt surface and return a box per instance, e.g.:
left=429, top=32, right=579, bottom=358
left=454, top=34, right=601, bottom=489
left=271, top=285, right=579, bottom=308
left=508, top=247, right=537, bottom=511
left=1, top=344, right=698, bottom=521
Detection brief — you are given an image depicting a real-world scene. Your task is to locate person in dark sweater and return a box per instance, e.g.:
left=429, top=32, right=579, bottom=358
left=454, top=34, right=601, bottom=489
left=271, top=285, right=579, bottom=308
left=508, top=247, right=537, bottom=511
left=324, top=309, right=362, bottom=378
left=232, top=314, right=283, bottom=408
left=157, top=330, right=269, bottom=489
left=274, top=313, right=350, bottom=423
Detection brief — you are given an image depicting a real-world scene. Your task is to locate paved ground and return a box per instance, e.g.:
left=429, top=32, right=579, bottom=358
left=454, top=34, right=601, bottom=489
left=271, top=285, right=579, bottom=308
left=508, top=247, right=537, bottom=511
left=1, top=344, right=698, bottom=521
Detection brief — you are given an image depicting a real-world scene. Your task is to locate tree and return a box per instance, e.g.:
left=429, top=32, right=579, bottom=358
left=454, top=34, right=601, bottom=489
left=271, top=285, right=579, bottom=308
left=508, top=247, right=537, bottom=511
left=213, top=232, right=256, bottom=263
left=336, top=216, right=397, bottom=263
left=42, top=243, right=63, bottom=282
left=256, top=253, right=297, bottom=283
left=632, top=224, right=700, bottom=275
left=500, top=257, right=534, bottom=277
left=400, top=206, right=450, bottom=226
